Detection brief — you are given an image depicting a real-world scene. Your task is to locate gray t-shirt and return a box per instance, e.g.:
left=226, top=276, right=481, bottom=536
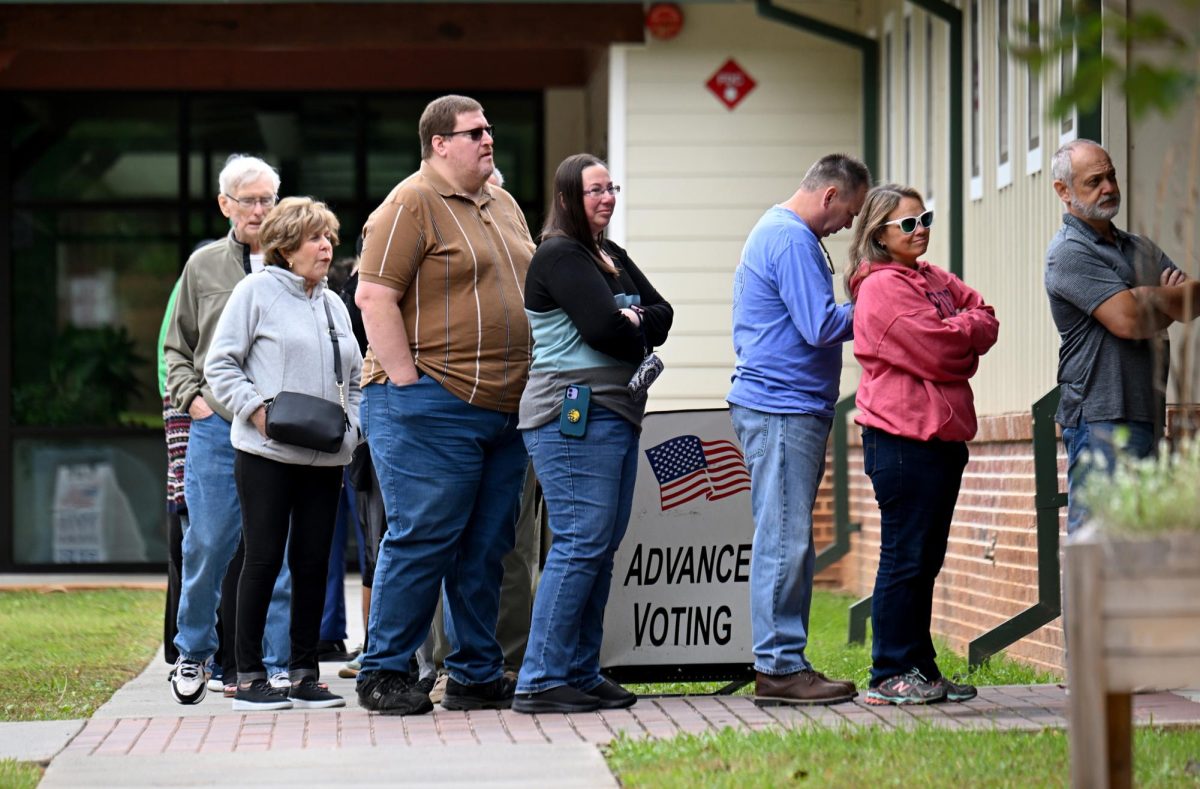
left=1044, top=214, right=1176, bottom=431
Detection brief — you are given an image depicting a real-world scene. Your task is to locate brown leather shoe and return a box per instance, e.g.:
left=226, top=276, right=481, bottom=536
left=754, top=670, right=857, bottom=706
left=812, top=670, right=857, bottom=696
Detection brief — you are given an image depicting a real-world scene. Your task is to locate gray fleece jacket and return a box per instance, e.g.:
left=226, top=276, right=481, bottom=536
left=206, top=265, right=363, bottom=466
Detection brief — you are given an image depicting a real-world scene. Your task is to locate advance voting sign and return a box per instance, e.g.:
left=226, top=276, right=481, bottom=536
left=600, top=409, right=757, bottom=682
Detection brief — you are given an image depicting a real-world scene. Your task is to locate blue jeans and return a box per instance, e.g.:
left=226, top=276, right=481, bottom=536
left=862, top=429, right=967, bottom=686
left=358, top=379, right=527, bottom=685
left=517, top=407, right=638, bottom=694
left=729, top=404, right=832, bottom=675
left=174, top=413, right=290, bottom=674
left=1062, top=418, right=1156, bottom=535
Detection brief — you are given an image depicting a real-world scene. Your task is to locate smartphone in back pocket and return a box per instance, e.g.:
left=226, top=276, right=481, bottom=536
left=559, top=384, right=591, bottom=437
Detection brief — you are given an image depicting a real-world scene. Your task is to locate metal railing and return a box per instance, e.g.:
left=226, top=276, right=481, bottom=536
left=966, top=387, right=1065, bottom=668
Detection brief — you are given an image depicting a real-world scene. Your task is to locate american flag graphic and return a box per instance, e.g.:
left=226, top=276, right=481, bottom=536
left=643, top=435, right=752, bottom=512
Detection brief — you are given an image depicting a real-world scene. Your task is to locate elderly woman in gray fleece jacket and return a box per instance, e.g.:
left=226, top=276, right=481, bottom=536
left=206, top=196, right=362, bottom=712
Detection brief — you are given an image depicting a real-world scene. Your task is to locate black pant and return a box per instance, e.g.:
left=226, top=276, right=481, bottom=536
left=220, top=541, right=244, bottom=682
left=863, top=428, right=968, bottom=687
left=163, top=510, right=184, bottom=664
left=234, top=450, right=341, bottom=682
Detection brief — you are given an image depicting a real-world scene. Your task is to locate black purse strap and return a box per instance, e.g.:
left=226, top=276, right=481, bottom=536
left=322, top=298, right=347, bottom=413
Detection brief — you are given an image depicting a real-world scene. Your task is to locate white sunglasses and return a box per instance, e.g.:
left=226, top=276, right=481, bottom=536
left=883, top=210, right=935, bottom=234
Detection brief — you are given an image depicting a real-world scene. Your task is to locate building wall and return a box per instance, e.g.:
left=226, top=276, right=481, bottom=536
left=609, top=2, right=865, bottom=412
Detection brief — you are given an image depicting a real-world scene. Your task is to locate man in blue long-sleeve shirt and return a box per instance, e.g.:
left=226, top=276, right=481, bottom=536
left=728, top=153, right=869, bottom=706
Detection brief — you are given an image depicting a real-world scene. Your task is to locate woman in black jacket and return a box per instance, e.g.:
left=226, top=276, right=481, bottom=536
left=511, top=154, right=673, bottom=714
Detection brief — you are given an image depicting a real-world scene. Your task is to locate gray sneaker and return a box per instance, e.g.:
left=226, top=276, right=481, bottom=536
left=865, top=669, right=947, bottom=705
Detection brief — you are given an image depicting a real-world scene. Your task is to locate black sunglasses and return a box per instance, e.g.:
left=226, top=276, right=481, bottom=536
left=883, top=210, right=934, bottom=234
left=437, top=125, right=495, bottom=143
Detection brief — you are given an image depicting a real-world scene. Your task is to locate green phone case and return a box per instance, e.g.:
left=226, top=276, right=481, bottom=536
left=559, top=384, right=591, bottom=437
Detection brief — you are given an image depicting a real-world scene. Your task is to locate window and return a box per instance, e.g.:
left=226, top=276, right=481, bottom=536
left=884, top=22, right=894, bottom=179
left=924, top=15, right=936, bottom=206
left=3, top=91, right=544, bottom=567
left=997, top=0, right=1014, bottom=189
left=1058, top=0, right=1078, bottom=144
left=1026, top=0, right=1043, bottom=174
left=904, top=14, right=913, bottom=184
left=970, top=0, right=982, bottom=199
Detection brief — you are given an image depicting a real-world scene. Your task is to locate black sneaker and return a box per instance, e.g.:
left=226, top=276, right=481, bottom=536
left=289, top=677, right=345, bottom=709
left=441, top=674, right=516, bottom=711
left=931, top=675, right=978, bottom=702
left=513, top=685, right=601, bottom=715
left=412, top=675, right=436, bottom=697
left=316, top=640, right=356, bottom=663
left=232, top=678, right=293, bottom=711
left=584, top=677, right=637, bottom=710
left=169, top=658, right=207, bottom=705
left=357, top=670, right=434, bottom=716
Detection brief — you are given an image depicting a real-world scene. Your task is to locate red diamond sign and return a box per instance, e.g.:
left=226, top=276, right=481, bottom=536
left=706, top=58, right=756, bottom=111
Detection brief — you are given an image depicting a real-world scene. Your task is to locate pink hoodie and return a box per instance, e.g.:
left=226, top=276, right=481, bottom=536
left=850, top=261, right=999, bottom=442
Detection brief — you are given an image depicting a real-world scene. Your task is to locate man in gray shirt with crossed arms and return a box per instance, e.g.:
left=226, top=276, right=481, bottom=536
left=1044, top=139, right=1198, bottom=535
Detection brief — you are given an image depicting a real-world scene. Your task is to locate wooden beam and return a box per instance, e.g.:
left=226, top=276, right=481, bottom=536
left=0, top=3, right=645, bottom=51
left=0, top=47, right=595, bottom=90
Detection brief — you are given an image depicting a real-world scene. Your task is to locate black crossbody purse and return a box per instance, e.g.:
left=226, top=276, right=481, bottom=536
left=264, top=299, right=349, bottom=454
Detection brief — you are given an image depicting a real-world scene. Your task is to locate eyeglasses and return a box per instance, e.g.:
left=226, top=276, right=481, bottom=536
left=882, top=210, right=934, bottom=234
left=583, top=184, right=621, bottom=199
left=437, top=125, right=495, bottom=143
left=224, top=194, right=277, bottom=209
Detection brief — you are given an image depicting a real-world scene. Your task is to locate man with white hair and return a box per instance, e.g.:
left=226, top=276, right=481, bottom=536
left=1045, top=138, right=1199, bottom=534
left=164, top=154, right=292, bottom=704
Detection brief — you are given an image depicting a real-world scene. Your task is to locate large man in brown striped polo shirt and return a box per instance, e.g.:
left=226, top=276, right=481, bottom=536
left=354, top=95, right=536, bottom=715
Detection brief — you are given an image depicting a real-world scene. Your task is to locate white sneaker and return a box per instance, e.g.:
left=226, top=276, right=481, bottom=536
left=268, top=672, right=291, bottom=689
left=169, top=658, right=207, bottom=705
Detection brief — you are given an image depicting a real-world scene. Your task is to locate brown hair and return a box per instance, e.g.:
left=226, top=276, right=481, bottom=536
left=541, top=153, right=618, bottom=276
left=258, top=196, right=340, bottom=268
left=844, top=183, right=924, bottom=297
left=418, top=95, right=484, bottom=160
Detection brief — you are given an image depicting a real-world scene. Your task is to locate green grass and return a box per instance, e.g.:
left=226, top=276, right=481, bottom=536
left=606, top=725, right=1200, bottom=788
left=629, top=589, right=1060, bottom=697
left=0, top=759, right=43, bottom=789
left=0, top=589, right=162, bottom=722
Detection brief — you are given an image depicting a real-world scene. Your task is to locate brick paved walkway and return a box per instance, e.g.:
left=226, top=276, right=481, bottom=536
left=60, top=687, right=1200, bottom=757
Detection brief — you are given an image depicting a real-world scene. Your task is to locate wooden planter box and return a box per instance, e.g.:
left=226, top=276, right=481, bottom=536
left=1065, top=529, right=1200, bottom=789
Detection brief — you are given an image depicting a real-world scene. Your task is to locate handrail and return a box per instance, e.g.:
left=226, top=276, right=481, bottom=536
left=816, top=394, right=860, bottom=573
left=967, top=387, right=1065, bottom=667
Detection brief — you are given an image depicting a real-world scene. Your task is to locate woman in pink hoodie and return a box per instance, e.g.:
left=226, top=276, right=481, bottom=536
left=846, top=184, right=999, bottom=706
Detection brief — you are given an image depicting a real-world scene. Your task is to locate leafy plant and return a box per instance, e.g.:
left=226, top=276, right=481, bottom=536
left=12, top=324, right=147, bottom=426
left=1013, top=0, right=1200, bottom=122
left=1082, top=435, right=1200, bottom=536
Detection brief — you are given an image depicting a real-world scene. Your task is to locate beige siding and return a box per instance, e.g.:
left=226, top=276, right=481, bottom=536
left=614, top=2, right=864, bottom=412
left=958, top=0, right=1065, bottom=417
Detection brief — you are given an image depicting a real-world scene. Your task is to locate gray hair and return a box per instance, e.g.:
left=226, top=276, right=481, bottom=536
left=489, top=167, right=505, bottom=188
left=1050, top=138, right=1104, bottom=185
left=799, top=153, right=872, bottom=194
left=218, top=154, right=281, bottom=196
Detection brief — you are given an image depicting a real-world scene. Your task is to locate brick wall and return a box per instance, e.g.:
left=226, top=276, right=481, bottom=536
left=828, top=413, right=1069, bottom=675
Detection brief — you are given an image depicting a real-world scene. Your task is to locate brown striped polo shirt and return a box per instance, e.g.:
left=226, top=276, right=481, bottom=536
left=358, top=161, right=535, bottom=413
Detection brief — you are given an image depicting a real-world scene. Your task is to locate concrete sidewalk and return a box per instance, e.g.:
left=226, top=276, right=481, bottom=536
left=6, top=577, right=1200, bottom=786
